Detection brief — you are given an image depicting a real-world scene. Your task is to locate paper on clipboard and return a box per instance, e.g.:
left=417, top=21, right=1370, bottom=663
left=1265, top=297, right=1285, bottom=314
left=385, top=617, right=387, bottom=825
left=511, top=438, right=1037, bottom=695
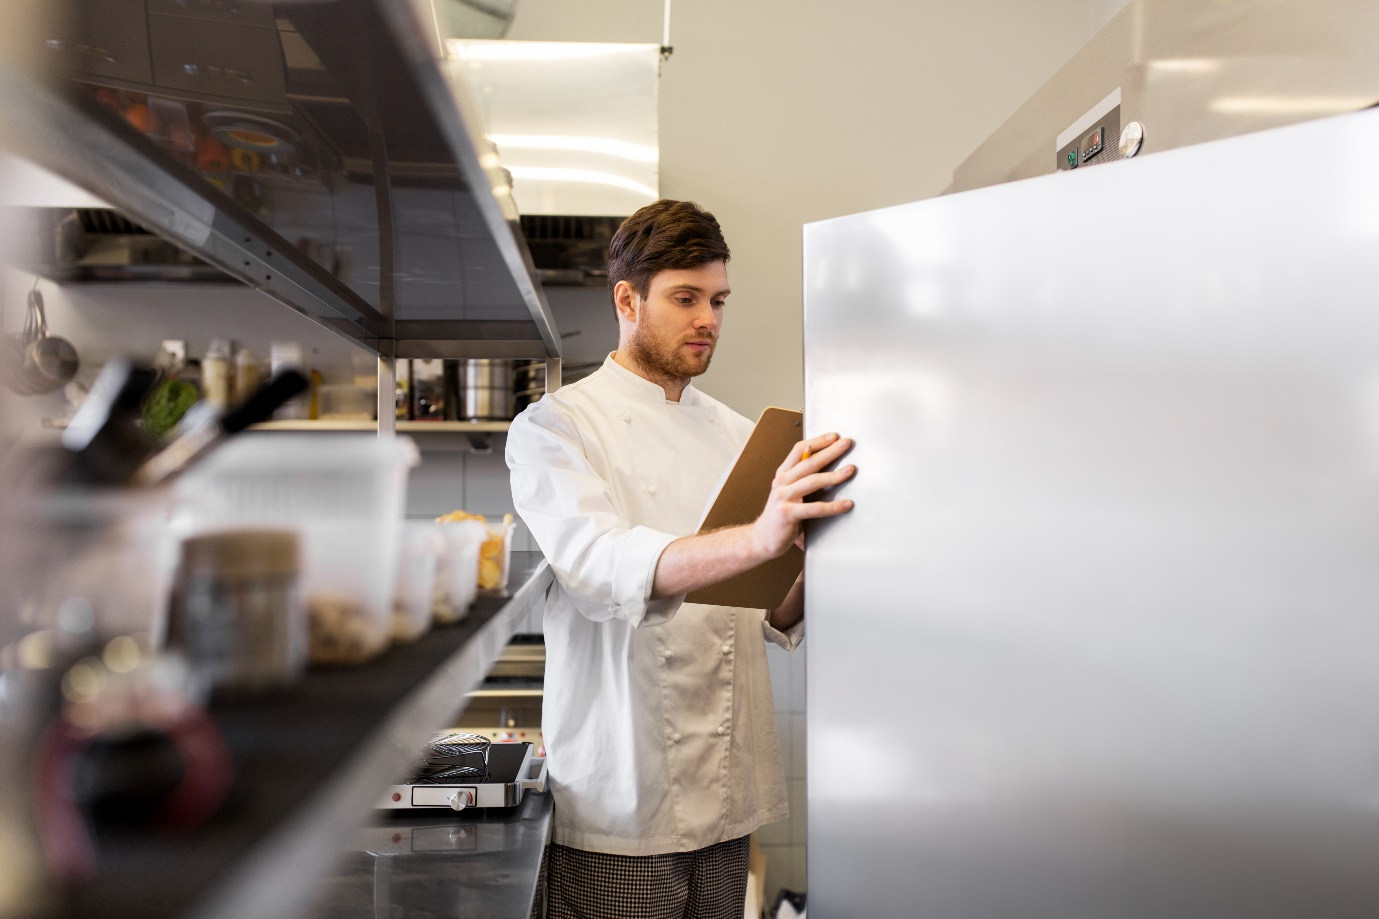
left=685, top=407, right=805, bottom=609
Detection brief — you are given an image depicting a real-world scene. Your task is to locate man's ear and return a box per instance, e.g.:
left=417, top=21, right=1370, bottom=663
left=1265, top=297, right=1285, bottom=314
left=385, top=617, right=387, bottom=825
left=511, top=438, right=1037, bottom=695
left=613, top=280, right=638, bottom=323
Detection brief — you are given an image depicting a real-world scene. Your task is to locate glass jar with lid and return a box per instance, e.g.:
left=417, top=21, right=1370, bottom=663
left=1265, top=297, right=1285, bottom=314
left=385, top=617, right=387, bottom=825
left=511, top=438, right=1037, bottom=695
left=167, top=529, right=305, bottom=695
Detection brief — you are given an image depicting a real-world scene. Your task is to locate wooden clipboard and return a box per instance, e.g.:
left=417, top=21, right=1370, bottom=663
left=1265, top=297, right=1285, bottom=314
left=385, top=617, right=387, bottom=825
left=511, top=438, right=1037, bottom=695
left=685, top=407, right=804, bottom=609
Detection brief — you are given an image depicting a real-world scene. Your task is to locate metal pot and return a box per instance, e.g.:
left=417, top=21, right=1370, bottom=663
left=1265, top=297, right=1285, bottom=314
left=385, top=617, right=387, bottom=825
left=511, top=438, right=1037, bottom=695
left=458, top=359, right=515, bottom=421
left=513, top=360, right=545, bottom=415
left=5, top=286, right=79, bottom=395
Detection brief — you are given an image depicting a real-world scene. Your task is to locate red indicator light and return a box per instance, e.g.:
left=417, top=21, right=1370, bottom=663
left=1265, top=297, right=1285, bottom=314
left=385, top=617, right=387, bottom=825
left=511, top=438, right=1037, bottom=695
left=391, top=792, right=401, bottom=802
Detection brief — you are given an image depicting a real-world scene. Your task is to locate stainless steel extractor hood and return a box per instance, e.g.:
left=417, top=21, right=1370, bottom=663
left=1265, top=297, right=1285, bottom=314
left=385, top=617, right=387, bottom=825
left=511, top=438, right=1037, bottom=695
left=8, top=207, right=623, bottom=287
left=9, top=205, right=231, bottom=282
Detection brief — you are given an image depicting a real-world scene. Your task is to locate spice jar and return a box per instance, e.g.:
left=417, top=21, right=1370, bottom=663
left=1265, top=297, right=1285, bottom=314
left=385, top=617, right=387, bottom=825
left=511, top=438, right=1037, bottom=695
left=168, top=529, right=305, bottom=695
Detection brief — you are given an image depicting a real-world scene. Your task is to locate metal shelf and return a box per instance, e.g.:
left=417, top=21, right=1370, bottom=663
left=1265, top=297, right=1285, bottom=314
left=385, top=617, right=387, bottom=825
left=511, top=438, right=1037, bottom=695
left=1, top=0, right=561, bottom=363
left=248, top=419, right=513, bottom=450
left=250, top=420, right=512, bottom=433
left=53, top=554, right=552, bottom=919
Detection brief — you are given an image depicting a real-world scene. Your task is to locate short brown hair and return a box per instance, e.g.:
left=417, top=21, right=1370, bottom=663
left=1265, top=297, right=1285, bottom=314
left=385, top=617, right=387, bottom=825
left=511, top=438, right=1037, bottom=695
left=607, top=200, right=730, bottom=307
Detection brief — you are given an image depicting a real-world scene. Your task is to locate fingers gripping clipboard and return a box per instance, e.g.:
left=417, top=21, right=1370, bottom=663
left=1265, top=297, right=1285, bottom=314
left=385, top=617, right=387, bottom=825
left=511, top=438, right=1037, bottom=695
left=685, top=407, right=805, bottom=609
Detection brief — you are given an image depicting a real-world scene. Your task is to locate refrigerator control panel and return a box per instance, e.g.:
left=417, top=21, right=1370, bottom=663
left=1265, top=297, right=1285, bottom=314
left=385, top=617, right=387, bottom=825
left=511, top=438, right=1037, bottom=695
left=1057, top=101, right=1123, bottom=173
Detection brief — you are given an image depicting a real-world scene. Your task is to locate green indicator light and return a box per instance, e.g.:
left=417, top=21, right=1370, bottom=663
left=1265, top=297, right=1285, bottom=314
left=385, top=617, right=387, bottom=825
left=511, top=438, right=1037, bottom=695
left=1066, top=150, right=1078, bottom=169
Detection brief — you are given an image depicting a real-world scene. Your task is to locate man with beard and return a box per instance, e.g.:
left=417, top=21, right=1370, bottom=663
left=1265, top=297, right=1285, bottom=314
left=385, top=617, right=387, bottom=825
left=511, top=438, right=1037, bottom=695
left=506, top=199, right=855, bottom=918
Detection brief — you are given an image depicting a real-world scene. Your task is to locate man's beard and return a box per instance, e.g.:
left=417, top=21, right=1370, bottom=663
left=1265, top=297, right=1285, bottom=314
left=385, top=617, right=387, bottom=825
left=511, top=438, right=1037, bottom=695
left=627, top=323, right=715, bottom=384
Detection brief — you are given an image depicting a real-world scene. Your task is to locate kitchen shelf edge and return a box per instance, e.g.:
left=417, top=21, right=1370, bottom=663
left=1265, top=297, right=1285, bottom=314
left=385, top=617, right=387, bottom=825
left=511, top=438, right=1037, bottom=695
left=186, top=555, right=552, bottom=919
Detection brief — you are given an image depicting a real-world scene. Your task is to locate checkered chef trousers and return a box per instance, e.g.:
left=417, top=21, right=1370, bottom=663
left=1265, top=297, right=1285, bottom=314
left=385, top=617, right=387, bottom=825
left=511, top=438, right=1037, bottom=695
left=540, top=835, right=751, bottom=919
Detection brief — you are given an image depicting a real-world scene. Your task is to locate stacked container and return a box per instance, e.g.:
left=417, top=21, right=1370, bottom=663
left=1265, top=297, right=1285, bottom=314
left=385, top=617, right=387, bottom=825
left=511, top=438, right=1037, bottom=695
left=174, top=434, right=418, bottom=665
left=433, top=519, right=485, bottom=624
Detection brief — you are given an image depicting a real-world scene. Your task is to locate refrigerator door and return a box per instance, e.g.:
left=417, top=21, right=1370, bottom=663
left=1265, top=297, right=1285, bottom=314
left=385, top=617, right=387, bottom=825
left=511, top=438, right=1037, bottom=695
left=803, top=108, right=1379, bottom=918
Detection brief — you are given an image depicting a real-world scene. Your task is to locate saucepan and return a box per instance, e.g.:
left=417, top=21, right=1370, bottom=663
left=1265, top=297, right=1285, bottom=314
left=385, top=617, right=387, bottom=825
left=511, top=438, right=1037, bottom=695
left=458, top=358, right=516, bottom=421
left=4, top=281, right=80, bottom=395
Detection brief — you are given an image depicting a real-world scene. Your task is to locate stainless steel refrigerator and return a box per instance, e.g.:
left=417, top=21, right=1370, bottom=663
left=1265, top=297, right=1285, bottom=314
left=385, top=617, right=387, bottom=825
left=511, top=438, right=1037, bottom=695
left=803, top=104, right=1379, bottom=917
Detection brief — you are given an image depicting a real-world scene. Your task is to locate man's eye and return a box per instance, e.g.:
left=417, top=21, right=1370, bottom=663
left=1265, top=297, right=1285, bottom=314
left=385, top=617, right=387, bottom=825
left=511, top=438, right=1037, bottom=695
left=677, top=297, right=693, bottom=305
left=712, top=301, right=725, bottom=309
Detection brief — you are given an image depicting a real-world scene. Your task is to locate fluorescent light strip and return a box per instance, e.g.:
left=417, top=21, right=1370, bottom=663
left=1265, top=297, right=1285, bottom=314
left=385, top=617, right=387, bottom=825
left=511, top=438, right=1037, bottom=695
left=506, top=166, right=658, bottom=198
left=447, top=40, right=651, bottom=62
left=488, top=133, right=658, bottom=164
left=1211, top=96, right=1377, bottom=115
left=1149, top=58, right=1220, bottom=74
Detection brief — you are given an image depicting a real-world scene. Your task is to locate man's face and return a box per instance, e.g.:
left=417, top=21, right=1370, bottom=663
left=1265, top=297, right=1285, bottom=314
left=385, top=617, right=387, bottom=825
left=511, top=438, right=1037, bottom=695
left=624, top=261, right=730, bottom=382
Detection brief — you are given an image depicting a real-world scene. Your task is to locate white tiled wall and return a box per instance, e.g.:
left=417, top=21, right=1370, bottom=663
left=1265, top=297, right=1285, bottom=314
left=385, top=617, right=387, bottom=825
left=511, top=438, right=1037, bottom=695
left=407, top=449, right=526, bottom=536
left=758, top=643, right=808, bottom=904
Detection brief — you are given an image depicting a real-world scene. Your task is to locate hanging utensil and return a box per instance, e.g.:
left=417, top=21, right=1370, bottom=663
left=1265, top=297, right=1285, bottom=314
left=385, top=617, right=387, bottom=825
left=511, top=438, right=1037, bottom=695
left=15, top=283, right=79, bottom=395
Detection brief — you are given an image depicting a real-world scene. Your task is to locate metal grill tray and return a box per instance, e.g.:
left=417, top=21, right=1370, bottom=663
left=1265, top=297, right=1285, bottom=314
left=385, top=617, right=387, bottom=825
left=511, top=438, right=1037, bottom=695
left=378, top=741, right=547, bottom=811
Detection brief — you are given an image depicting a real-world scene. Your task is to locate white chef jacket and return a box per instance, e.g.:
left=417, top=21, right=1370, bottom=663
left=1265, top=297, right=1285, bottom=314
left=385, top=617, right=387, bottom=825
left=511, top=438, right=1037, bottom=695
left=506, top=355, right=803, bottom=856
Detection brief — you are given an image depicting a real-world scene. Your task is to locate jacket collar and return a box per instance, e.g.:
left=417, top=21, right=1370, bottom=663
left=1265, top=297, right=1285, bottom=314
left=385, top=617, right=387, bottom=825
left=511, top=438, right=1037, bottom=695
left=599, top=353, right=700, bottom=406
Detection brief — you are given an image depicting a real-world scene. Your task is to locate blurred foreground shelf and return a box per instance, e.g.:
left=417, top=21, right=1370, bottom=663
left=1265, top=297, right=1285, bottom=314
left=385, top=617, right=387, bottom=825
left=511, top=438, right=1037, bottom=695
left=52, top=553, right=551, bottom=919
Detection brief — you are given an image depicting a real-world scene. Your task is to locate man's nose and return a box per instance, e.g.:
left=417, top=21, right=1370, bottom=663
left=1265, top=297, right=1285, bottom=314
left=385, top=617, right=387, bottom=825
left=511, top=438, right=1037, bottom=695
left=692, top=304, right=719, bottom=332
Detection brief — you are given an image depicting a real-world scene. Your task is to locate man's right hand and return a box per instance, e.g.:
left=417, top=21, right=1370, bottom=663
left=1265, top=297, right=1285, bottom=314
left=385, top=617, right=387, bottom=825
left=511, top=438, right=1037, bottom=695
left=749, top=432, right=856, bottom=561
left=649, top=432, right=856, bottom=600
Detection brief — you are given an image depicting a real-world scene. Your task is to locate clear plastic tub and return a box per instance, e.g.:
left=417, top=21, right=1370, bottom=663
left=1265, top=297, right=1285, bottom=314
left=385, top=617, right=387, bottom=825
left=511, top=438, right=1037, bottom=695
left=477, top=515, right=514, bottom=595
left=318, top=383, right=376, bottom=421
left=393, top=522, right=442, bottom=642
left=14, top=486, right=181, bottom=646
left=434, top=520, right=485, bottom=624
left=174, top=434, right=418, bottom=665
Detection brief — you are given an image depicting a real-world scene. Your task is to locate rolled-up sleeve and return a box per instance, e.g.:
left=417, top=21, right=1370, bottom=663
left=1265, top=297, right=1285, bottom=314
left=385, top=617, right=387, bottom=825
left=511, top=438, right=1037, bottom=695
left=762, top=616, right=804, bottom=651
left=507, top=402, right=683, bottom=628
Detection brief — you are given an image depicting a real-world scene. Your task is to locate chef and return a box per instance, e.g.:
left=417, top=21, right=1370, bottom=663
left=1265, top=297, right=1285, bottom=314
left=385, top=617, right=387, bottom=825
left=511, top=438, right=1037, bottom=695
left=506, top=199, right=855, bottom=918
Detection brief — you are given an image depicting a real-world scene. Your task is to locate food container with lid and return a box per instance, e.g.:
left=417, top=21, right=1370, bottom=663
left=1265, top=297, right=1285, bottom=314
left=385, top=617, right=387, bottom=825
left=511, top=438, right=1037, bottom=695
left=166, top=528, right=304, bottom=695
left=476, top=515, right=514, bottom=595
left=174, top=434, right=418, bottom=665
left=393, top=522, right=442, bottom=642
left=434, top=520, right=485, bottom=624
left=9, top=485, right=181, bottom=646
left=318, top=383, right=376, bottom=421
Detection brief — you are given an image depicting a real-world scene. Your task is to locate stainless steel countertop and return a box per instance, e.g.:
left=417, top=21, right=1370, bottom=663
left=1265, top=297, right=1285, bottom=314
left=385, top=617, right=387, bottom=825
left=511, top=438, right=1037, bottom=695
left=306, top=790, right=553, bottom=919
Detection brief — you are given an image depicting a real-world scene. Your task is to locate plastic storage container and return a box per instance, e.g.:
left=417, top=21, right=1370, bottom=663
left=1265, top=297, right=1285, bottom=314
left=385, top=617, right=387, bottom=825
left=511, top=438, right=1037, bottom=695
left=393, top=522, right=442, bottom=642
left=15, top=487, right=181, bottom=645
left=174, top=434, right=418, bottom=664
left=434, top=520, right=485, bottom=624
left=477, top=515, right=514, bottom=595
left=318, top=383, right=375, bottom=420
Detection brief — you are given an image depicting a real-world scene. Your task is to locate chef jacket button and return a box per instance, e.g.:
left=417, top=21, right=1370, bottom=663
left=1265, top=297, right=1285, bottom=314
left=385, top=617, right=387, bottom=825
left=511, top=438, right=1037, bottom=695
left=720, top=644, right=730, bottom=654
left=660, top=649, right=671, bottom=660
left=622, top=413, right=632, bottom=423
left=717, top=726, right=726, bottom=735
left=647, top=484, right=657, bottom=496
left=671, top=732, right=681, bottom=743
left=707, top=411, right=716, bottom=422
